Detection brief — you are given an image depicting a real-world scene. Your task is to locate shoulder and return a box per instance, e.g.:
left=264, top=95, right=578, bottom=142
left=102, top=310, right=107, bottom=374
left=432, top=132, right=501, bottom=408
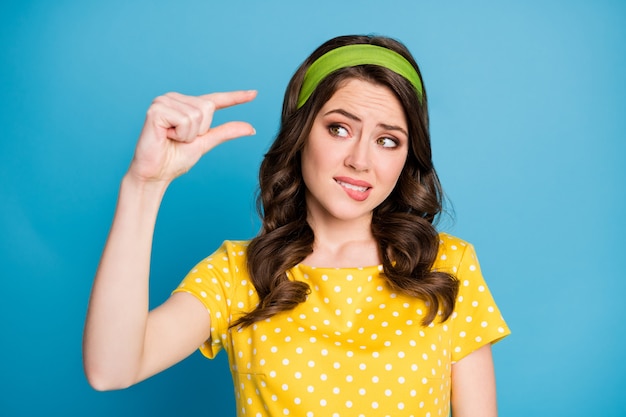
left=206, top=240, right=250, bottom=257
left=434, top=233, right=477, bottom=273
left=220, top=240, right=251, bottom=255
left=437, top=232, right=471, bottom=250
left=192, top=240, right=251, bottom=271
left=437, top=232, right=473, bottom=258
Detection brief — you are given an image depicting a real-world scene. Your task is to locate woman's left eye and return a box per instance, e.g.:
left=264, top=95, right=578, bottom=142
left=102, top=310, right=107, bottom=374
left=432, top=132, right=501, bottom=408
left=376, top=137, right=398, bottom=148
left=329, top=125, right=349, bottom=137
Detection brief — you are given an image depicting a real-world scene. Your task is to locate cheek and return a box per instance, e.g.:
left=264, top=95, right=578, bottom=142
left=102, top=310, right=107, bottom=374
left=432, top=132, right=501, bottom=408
left=382, top=154, right=408, bottom=185
left=302, top=137, right=333, bottom=174
left=300, top=145, right=322, bottom=188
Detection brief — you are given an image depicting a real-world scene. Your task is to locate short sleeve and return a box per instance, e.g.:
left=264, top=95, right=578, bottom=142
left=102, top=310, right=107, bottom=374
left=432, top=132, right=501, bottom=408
left=172, top=241, right=244, bottom=359
left=448, top=242, right=510, bottom=363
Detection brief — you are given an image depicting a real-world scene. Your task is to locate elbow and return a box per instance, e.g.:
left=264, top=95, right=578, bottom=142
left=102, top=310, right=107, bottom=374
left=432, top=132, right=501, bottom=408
left=86, top=375, right=130, bottom=392
left=83, top=362, right=135, bottom=392
left=82, top=342, right=141, bottom=391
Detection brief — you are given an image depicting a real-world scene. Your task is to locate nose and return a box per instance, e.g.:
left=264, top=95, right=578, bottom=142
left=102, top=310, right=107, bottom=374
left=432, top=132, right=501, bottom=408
left=344, top=137, right=370, bottom=172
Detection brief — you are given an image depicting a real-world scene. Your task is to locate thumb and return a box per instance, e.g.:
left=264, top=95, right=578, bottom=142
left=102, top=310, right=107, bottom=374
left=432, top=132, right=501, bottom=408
left=197, top=121, right=256, bottom=153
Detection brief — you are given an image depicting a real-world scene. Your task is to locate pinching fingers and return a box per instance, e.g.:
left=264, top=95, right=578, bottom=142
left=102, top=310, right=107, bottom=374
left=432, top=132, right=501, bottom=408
left=158, top=93, right=216, bottom=143
left=196, top=121, right=256, bottom=153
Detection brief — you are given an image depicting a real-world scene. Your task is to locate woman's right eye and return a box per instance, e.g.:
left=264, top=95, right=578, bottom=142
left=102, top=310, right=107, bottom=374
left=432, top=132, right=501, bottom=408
left=329, top=125, right=349, bottom=138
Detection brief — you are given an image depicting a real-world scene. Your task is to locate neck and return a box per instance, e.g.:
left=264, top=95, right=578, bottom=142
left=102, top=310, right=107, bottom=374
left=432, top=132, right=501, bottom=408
left=304, top=213, right=380, bottom=268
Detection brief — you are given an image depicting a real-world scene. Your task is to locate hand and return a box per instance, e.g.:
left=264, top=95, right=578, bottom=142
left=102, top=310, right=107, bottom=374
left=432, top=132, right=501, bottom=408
left=128, top=90, right=257, bottom=184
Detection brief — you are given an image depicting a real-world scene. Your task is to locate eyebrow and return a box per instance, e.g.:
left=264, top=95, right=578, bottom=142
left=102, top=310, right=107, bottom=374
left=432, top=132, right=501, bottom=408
left=323, top=108, right=409, bottom=137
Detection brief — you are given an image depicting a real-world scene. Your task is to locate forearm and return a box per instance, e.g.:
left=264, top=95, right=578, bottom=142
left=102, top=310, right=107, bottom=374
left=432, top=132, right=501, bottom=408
left=83, top=174, right=169, bottom=390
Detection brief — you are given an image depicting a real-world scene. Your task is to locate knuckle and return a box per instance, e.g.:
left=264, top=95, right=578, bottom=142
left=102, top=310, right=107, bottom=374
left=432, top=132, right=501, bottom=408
left=145, top=105, right=160, bottom=119
left=189, top=107, right=203, bottom=123
left=202, top=99, right=216, bottom=114
left=150, top=94, right=169, bottom=107
left=180, top=113, right=193, bottom=126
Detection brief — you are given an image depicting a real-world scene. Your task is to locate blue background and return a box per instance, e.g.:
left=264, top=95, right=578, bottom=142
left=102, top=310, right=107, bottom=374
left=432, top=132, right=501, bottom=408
left=1, top=0, right=624, bottom=415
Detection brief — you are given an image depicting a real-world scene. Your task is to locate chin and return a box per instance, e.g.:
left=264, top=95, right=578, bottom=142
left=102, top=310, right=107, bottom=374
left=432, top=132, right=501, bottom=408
left=323, top=205, right=376, bottom=223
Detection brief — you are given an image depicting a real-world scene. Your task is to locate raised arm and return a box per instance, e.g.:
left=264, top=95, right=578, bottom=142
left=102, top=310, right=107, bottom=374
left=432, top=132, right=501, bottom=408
left=83, top=91, right=256, bottom=391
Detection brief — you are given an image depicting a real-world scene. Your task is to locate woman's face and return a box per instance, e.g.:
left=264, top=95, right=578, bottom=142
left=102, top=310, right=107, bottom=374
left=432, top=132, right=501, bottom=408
left=301, top=78, right=409, bottom=226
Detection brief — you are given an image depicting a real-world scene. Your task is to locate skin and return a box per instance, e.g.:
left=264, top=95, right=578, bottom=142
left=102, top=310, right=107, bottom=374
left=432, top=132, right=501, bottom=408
left=83, top=83, right=498, bottom=416
left=83, top=91, right=257, bottom=389
left=301, top=79, right=409, bottom=268
left=451, top=344, right=498, bottom=417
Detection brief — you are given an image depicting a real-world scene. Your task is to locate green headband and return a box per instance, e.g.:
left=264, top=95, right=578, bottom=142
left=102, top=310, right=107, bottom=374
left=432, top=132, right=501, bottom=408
left=297, top=44, right=423, bottom=108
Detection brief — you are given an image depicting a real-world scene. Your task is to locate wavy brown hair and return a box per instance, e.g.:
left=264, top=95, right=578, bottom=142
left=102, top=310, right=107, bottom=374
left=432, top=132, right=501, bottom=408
left=233, top=35, right=458, bottom=328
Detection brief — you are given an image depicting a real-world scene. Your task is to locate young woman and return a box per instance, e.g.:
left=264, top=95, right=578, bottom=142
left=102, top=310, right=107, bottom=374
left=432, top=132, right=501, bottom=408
left=83, top=35, right=510, bottom=417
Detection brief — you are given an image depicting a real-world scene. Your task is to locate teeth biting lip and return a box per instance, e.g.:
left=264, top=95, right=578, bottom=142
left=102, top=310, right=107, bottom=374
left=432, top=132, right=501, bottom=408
left=335, top=178, right=371, bottom=193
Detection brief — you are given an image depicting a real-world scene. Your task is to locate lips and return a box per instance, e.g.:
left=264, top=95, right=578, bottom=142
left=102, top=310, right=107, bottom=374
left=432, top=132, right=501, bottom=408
left=336, top=180, right=368, bottom=192
left=334, top=176, right=372, bottom=201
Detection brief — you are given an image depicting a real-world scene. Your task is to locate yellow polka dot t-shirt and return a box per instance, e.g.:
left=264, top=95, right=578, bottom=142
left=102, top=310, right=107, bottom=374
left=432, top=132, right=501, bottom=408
left=174, top=233, right=510, bottom=417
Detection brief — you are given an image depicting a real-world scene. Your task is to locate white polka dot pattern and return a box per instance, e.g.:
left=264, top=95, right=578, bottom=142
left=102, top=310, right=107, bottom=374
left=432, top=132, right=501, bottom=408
left=173, top=234, right=510, bottom=416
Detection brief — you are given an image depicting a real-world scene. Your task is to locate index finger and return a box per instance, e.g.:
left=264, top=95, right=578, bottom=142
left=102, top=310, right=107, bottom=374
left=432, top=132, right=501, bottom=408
left=198, top=90, right=258, bottom=110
